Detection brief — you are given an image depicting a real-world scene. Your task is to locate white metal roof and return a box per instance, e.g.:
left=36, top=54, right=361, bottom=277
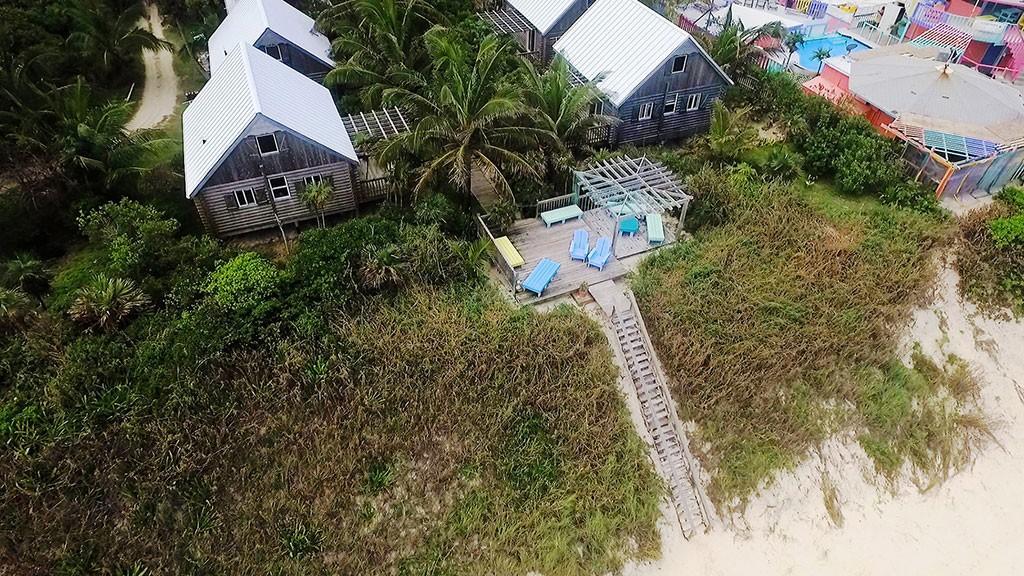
left=554, top=0, right=706, bottom=107
left=506, top=0, right=579, bottom=35
left=183, top=44, right=357, bottom=199
left=208, top=0, right=333, bottom=74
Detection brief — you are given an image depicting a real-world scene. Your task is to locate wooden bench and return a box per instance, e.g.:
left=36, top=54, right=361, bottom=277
left=493, top=236, right=524, bottom=268
left=540, top=205, right=584, bottom=227
left=646, top=213, right=665, bottom=244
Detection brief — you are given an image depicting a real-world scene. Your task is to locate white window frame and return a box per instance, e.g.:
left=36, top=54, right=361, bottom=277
left=263, top=44, right=282, bottom=60
left=234, top=188, right=257, bottom=208
left=303, top=174, right=325, bottom=187
left=268, top=176, right=290, bottom=200
left=664, top=94, right=678, bottom=115
left=638, top=102, right=654, bottom=121
left=256, top=133, right=278, bottom=155
left=671, top=55, right=687, bottom=74
left=686, top=93, right=701, bottom=111
left=589, top=100, right=604, bottom=116
left=527, top=30, right=537, bottom=52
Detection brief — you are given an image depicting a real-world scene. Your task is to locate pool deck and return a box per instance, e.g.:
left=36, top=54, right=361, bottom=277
left=503, top=209, right=677, bottom=305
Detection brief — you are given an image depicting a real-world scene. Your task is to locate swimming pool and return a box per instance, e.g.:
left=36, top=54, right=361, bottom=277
left=795, top=34, right=871, bottom=71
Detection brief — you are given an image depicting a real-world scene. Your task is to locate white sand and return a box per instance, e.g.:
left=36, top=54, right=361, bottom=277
left=625, top=263, right=1024, bottom=575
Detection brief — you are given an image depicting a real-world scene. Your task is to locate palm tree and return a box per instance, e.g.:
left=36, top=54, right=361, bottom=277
left=376, top=32, right=553, bottom=201
left=3, top=254, right=48, bottom=300
left=706, top=101, right=757, bottom=164
left=813, top=47, right=832, bottom=73
left=66, top=0, right=172, bottom=80
left=0, top=287, right=33, bottom=331
left=703, top=7, right=785, bottom=74
left=300, top=180, right=333, bottom=228
left=522, top=58, right=617, bottom=189
left=323, top=0, right=444, bottom=108
left=69, top=274, right=149, bottom=332
left=783, top=31, right=806, bottom=68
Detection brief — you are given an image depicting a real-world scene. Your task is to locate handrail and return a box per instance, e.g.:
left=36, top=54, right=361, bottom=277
left=476, top=213, right=518, bottom=290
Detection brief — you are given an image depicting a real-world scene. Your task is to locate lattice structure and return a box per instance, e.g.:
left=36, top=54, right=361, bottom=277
left=341, top=107, right=411, bottom=142
left=479, top=6, right=534, bottom=36
left=909, top=23, right=972, bottom=59
left=889, top=119, right=1008, bottom=165
left=574, top=156, right=691, bottom=216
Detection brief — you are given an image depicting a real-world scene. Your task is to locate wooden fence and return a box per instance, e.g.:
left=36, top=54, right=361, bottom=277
left=476, top=213, right=518, bottom=289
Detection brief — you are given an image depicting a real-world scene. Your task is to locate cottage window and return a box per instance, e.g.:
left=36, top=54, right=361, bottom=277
left=234, top=188, right=257, bottom=207
left=589, top=100, right=604, bottom=116
left=671, top=55, right=687, bottom=74
left=664, top=94, right=678, bottom=115
left=268, top=176, right=290, bottom=199
left=263, top=44, right=283, bottom=60
left=527, top=30, right=537, bottom=52
left=256, top=134, right=278, bottom=155
left=686, top=93, right=701, bottom=111
left=303, top=174, right=325, bottom=186
left=638, top=102, right=654, bottom=121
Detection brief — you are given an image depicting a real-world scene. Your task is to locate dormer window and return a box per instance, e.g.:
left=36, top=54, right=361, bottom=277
left=256, top=133, right=278, bottom=155
left=263, top=44, right=282, bottom=60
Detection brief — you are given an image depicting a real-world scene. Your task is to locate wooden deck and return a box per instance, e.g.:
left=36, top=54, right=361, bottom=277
left=505, top=209, right=676, bottom=304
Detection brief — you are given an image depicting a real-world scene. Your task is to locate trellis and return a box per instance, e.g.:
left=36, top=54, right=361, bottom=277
left=479, top=6, right=535, bottom=35
left=341, top=107, right=411, bottom=143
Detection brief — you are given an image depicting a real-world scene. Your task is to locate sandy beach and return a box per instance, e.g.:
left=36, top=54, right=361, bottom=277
left=625, top=261, right=1024, bottom=575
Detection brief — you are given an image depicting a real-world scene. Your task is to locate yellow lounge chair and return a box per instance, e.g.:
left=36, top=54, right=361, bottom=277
left=494, top=236, right=525, bottom=268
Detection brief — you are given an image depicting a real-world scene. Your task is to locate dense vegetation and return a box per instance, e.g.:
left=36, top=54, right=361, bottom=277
left=633, top=167, right=987, bottom=502
left=957, top=185, right=1024, bottom=315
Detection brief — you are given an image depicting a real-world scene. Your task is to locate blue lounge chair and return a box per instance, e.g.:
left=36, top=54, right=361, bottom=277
left=587, top=237, right=612, bottom=270
left=569, top=229, right=589, bottom=261
left=522, top=258, right=560, bottom=296
left=619, top=216, right=640, bottom=236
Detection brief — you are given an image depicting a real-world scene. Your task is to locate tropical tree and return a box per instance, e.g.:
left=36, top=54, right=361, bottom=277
left=813, top=47, right=832, bottom=73
left=66, top=0, right=172, bottom=80
left=0, top=287, right=33, bottom=331
left=522, top=58, right=617, bottom=189
left=783, top=31, right=806, bottom=68
left=69, top=274, right=149, bottom=332
left=323, top=0, right=445, bottom=108
left=706, top=101, right=757, bottom=164
left=300, top=180, right=333, bottom=228
left=376, top=32, right=553, bottom=201
left=703, top=7, right=784, bottom=74
left=3, top=254, right=48, bottom=300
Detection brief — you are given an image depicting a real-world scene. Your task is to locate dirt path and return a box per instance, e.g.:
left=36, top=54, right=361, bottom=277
left=624, top=259, right=1024, bottom=575
left=126, top=3, right=179, bottom=131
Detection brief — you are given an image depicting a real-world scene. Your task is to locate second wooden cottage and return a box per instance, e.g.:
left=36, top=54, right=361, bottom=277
left=183, top=43, right=359, bottom=238
left=554, top=0, right=732, bottom=146
left=482, top=0, right=593, bottom=64
left=208, top=0, right=334, bottom=81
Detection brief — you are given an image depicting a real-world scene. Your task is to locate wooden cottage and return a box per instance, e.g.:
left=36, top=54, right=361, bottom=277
left=554, top=0, right=732, bottom=146
left=208, top=0, right=334, bottom=81
left=183, top=43, right=359, bottom=238
left=482, top=0, right=593, bottom=64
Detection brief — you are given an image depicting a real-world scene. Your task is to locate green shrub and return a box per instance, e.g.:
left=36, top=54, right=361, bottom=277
left=77, top=199, right=179, bottom=279
left=205, top=253, right=282, bottom=313
left=988, top=213, right=1024, bottom=249
left=997, top=184, right=1024, bottom=210
left=760, top=146, right=803, bottom=181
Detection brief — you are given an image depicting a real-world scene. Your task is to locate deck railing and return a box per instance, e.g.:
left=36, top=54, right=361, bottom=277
left=852, top=21, right=903, bottom=46
left=476, top=213, right=518, bottom=288
left=909, top=4, right=1011, bottom=44
left=535, top=191, right=597, bottom=216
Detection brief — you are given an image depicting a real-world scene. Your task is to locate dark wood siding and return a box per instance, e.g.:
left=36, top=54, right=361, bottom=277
left=196, top=162, right=357, bottom=237
left=541, top=0, right=590, bottom=64
left=255, top=30, right=332, bottom=81
left=612, top=39, right=730, bottom=145
left=204, top=129, right=350, bottom=188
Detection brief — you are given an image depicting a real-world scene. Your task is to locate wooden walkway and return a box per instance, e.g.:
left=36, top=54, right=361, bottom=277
left=506, top=209, right=676, bottom=304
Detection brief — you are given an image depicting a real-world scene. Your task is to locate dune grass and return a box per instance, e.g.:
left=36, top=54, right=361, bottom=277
left=633, top=168, right=986, bottom=502
left=1, top=287, right=660, bottom=575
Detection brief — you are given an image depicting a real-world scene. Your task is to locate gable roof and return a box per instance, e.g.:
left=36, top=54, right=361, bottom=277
left=208, top=0, right=333, bottom=74
left=554, top=0, right=731, bottom=107
left=183, top=44, right=357, bottom=199
left=506, top=0, right=579, bottom=35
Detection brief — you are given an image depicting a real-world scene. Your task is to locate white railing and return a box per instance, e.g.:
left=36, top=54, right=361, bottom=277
left=853, top=21, right=903, bottom=46
left=910, top=4, right=1011, bottom=44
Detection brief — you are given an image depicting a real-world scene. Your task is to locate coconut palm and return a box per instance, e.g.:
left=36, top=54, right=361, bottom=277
left=522, top=58, right=617, bottom=188
left=69, top=274, right=149, bottom=332
left=323, top=0, right=444, bottom=108
left=703, top=7, right=785, bottom=74
left=783, top=31, right=806, bottom=68
left=66, top=0, right=172, bottom=80
left=707, top=101, right=757, bottom=164
left=376, top=32, right=553, bottom=201
left=300, top=180, right=333, bottom=228
left=813, top=47, right=832, bottom=73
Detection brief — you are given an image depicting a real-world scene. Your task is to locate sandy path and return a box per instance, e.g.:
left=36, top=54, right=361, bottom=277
left=126, top=3, right=178, bottom=131
left=624, top=260, right=1024, bottom=575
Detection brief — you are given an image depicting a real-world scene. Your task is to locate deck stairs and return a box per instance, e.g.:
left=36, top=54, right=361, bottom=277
left=609, top=298, right=715, bottom=538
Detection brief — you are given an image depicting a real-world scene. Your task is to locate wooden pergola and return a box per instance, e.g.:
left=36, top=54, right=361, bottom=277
left=478, top=6, right=534, bottom=36
left=573, top=155, right=691, bottom=252
left=341, top=107, right=411, bottom=147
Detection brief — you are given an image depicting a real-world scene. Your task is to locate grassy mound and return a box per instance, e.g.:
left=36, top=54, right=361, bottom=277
left=956, top=187, right=1024, bottom=316
left=633, top=169, right=986, bottom=501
